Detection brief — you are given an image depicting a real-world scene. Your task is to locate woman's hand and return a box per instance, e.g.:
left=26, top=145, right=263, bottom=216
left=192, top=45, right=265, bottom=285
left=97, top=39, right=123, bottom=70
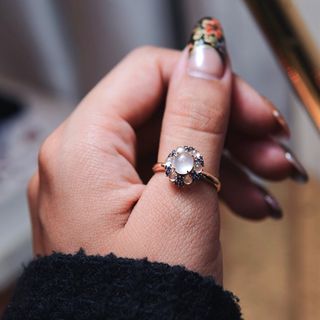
left=27, top=18, right=307, bottom=284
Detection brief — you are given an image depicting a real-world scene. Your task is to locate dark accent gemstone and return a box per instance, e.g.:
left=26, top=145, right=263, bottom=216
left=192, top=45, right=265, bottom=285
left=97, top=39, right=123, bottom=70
left=191, top=171, right=201, bottom=181
left=169, top=150, right=176, bottom=157
left=175, top=175, right=184, bottom=187
left=195, top=156, right=204, bottom=166
left=165, top=166, right=171, bottom=176
left=194, top=159, right=202, bottom=166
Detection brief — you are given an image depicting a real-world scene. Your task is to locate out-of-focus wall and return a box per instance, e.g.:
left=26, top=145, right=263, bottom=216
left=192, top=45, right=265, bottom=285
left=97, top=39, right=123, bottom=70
left=2, top=0, right=319, bottom=173
left=0, top=0, right=176, bottom=99
left=0, top=0, right=289, bottom=108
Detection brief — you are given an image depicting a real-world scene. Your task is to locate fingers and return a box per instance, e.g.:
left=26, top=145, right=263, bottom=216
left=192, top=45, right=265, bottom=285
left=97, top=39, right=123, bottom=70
left=230, top=75, right=290, bottom=138
left=128, top=18, right=231, bottom=279
left=220, top=156, right=283, bottom=220
left=74, top=44, right=290, bottom=175
left=227, top=134, right=308, bottom=182
left=78, top=46, right=179, bottom=128
left=79, top=45, right=290, bottom=146
left=63, top=46, right=180, bottom=174
left=81, top=46, right=289, bottom=140
left=158, top=37, right=231, bottom=176
left=29, top=46, right=184, bottom=252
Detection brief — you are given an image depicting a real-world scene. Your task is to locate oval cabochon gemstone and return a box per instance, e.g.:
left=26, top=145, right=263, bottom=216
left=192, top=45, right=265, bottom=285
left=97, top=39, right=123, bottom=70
left=173, top=152, right=194, bottom=175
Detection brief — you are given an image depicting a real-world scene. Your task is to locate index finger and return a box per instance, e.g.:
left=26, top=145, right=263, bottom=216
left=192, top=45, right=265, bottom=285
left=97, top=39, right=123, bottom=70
left=77, top=46, right=180, bottom=128
left=61, top=47, right=180, bottom=168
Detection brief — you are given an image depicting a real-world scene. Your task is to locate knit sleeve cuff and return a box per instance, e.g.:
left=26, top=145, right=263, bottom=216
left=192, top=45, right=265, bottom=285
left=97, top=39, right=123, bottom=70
left=4, top=250, right=242, bottom=319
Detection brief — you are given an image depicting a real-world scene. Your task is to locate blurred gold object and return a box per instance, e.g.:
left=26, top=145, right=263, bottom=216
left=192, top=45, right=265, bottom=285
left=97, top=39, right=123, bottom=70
left=244, top=0, right=320, bottom=132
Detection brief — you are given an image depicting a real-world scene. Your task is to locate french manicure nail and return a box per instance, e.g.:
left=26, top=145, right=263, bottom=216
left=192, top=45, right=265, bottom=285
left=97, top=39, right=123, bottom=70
left=280, top=143, right=309, bottom=183
left=188, top=17, right=227, bottom=80
left=257, top=184, right=283, bottom=219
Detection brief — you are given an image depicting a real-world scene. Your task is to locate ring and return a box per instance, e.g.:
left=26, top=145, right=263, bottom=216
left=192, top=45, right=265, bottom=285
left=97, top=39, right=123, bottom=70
left=152, top=146, right=221, bottom=192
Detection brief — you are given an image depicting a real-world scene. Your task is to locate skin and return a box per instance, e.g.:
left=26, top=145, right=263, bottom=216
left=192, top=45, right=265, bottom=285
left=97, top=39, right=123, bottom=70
left=27, top=47, right=295, bottom=284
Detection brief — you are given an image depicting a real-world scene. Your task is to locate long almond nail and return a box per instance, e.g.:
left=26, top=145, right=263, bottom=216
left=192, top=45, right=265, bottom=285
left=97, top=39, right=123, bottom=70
left=188, top=17, right=227, bottom=80
left=256, top=184, right=283, bottom=219
left=263, top=96, right=290, bottom=138
left=272, top=109, right=290, bottom=138
left=280, top=143, right=309, bottom=183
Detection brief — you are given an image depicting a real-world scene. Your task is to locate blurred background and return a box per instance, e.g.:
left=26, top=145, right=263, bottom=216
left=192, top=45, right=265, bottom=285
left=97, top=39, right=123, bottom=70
left=0, top=0, right=319, bottom=319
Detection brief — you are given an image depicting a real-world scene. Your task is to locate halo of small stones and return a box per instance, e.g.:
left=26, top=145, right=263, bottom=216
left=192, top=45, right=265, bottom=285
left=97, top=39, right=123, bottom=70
left=164, top=146, right=204, bottom=187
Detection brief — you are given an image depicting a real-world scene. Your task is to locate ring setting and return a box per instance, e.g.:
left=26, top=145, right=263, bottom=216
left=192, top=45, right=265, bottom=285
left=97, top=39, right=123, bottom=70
left=152, top=146, right=221, bottom=191
left=165, top=146, right=203, bottom=186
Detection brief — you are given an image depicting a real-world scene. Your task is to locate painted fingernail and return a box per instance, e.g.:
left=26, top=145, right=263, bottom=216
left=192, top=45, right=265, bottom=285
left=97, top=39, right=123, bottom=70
left=263, top=96, right=290, bottom=138
left=280, top=143, right=309, bottom=183
left=188, top=17, right=227, bottom=80
left=257, top=184, right=283, bottom=219
left=272, top=108, right=290, bottom=138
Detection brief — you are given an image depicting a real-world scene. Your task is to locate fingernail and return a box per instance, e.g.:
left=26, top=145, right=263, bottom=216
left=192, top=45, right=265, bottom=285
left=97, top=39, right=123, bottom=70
left=272, top=109, right=290, bottom=138
left=188, top=17, right=227, bottom=80
left=263, top=97, right=290, bottom=138
left=280, top=143, right=309, bottom=183
left=256, top=184, right=283, bottom=219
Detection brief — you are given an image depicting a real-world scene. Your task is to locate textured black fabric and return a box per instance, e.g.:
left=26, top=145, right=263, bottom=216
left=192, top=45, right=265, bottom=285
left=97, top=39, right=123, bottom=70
left=3, top=250, right=242, bottom=319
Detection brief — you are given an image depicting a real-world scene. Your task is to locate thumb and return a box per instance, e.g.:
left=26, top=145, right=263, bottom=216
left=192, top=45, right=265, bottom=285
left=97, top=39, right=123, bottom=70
left=128, top=17, right=232, bottom=279
left=158, top=17, right=231, bottom=177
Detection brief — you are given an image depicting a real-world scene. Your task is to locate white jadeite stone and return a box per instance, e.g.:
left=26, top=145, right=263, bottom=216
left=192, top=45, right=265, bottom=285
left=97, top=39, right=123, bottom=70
left=176, top=146, right=185, bottom=154
left=183, top=174, right=193, bottom=185
left=194, top=163, right=203, bottom=173
left=173, top=152, right=194, bottom=174
left=169, top=171, right=177, bottom=182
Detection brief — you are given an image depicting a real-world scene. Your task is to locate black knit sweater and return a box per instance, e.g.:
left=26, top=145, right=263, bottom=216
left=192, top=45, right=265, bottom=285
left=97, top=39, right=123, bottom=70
left=3, top=250, right=242, bottom=319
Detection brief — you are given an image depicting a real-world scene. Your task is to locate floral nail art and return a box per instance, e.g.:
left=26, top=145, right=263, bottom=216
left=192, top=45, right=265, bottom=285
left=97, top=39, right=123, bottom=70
left=189, top=17, right=226, bottom=61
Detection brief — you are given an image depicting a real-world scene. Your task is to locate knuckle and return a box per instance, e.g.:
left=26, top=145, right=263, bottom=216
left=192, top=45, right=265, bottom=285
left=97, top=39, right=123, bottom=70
left=129, top=45, right=159, bottom=59
left=118, top=120, right=137, bottom=149
left=126, top=46, right=163, bottom=72
left=93, top=116, right=136, bottom=163
left=106, top=116, right=137, bottom=147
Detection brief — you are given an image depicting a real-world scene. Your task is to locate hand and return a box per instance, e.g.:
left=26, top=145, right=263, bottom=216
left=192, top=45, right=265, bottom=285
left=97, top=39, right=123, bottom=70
left=28, top=18, right=307, bottom=283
